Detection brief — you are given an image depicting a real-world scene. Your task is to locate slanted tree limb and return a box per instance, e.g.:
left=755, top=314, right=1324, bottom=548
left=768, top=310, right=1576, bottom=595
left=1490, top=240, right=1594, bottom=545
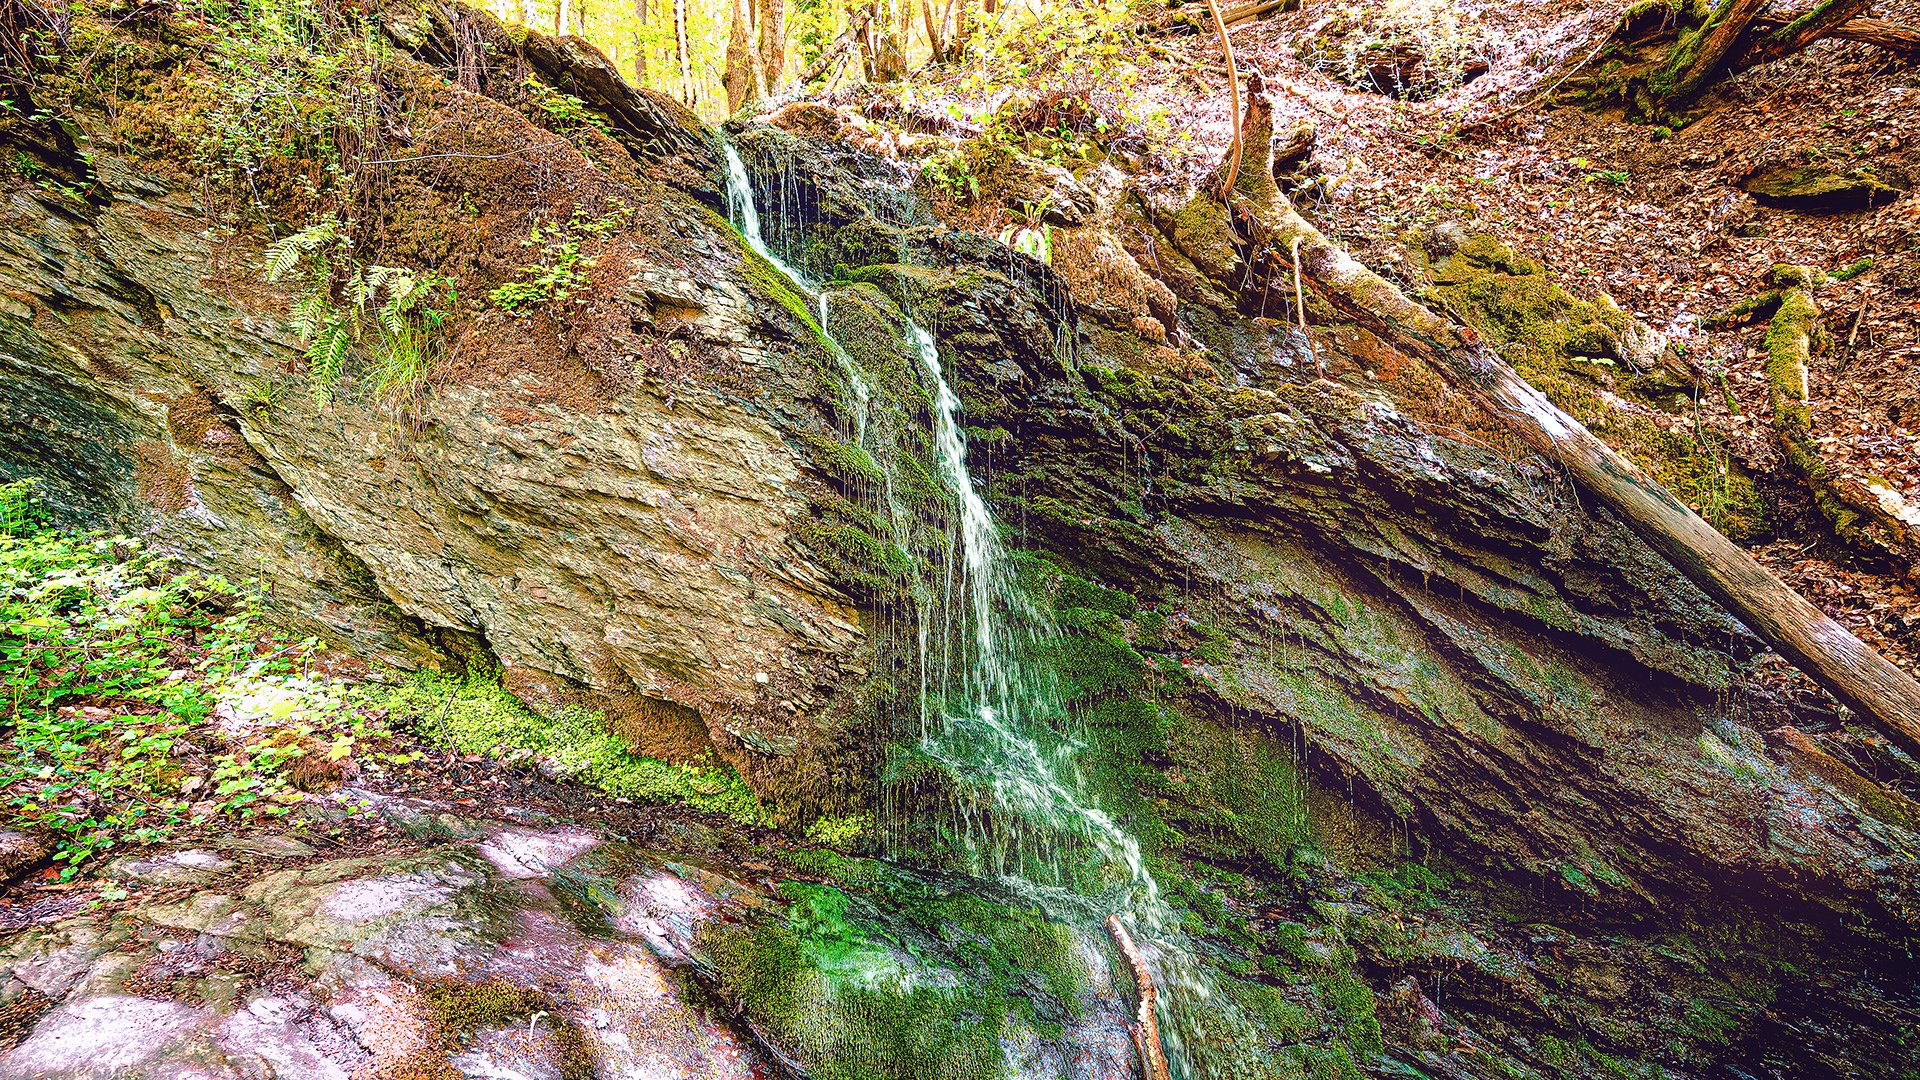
left=1574, top=0, right=1896, bottom=114
left=1746, top=0, right=1872, bottom=67
left=1106, top=916, right=1171, bottom=1080
left=1757, top=13, right=1920, bottom=56
left=1177, top=79, right=1920, bottom=758
left=797, top=6, right=872, bottom=84
left=1661, top=0, right=1771, bottom=101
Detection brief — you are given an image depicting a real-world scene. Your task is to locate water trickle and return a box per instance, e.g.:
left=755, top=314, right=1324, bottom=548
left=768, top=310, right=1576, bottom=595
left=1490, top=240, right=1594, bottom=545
left=723, top=136, right=1249, bottom=1080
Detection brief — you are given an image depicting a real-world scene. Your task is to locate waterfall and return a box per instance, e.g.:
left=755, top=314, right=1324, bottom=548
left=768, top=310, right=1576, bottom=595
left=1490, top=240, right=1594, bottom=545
left=723, top=137, right=1246, bottom=1080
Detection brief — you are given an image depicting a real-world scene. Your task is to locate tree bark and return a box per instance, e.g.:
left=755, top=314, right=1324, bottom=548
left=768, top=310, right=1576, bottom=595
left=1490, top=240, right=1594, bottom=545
left=1662, top=0, right=1769, bottom=101
left=1743, top=0, right=1871, bottom=67
left=557, top=0, right=571, bottom=36
left=674, top=0, right=693, bottom=105
left=1195, top=84, right=1920, bottom=759
left=1760, top=14, right=1920, bottom=56
left=725, top=0, right=758, bottom=111
left=632, top=0, right=649, bottom=84
left=758, top=0, right=787, bottom=90
left=920, top=0, right=945, bottom=63
left=1832, top=17, right=1920, bottom=55
left=798, top=5, right=872, bottom=83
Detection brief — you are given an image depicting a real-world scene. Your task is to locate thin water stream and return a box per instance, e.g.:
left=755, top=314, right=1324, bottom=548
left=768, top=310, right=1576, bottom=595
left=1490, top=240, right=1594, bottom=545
left=723, top=137, right=1245, bottom=1079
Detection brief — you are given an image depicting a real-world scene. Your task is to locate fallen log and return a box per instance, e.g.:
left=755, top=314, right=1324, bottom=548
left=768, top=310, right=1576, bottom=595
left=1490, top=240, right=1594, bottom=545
left=1182, top=77, right=1920, bottom=759
left=1762, top=14, right=1920, bottom=57
left=1106, top=915, right=1171, bottom=1080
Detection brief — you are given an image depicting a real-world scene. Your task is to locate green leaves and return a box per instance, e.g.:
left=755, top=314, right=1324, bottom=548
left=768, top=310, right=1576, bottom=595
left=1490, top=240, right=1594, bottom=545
left=265, top=216, right=457, bottom=405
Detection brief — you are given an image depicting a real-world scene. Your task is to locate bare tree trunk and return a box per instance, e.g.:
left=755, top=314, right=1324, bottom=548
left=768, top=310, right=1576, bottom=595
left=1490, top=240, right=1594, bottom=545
left=632, top=0, right=649, bottom=83
left=557, top=0, right=571, bottom=35
left=920, top=0, right=944, bottom=63
left=758, top=0, right=787, bottom=90
left=948, top=0, right=969, bottom=59
left=522, top=0, right=537, bottom=28
left=1192, top=83, right=1920, bottom=759
left=725, top=0, right=758, bottom=111
left=675, top=0, right=693, bottom=104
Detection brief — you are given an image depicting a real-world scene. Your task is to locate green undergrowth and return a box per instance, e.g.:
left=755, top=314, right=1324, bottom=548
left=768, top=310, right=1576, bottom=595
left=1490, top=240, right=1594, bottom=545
left=1425, top=234, right=1766, bottom=540
left=0, top=497, right=349, bottom=876
left=376, top=668, right=765, bottom=824
left=0, top=496, right=764, bottom=881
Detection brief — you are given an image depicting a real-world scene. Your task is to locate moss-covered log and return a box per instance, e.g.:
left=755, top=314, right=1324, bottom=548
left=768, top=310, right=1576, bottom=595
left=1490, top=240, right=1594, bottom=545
left=1762, top=269, right=1920, bottom=563
left=1183, top=80, right=1920, bottom=761
left=1569, top=0, right=1907, bottom=115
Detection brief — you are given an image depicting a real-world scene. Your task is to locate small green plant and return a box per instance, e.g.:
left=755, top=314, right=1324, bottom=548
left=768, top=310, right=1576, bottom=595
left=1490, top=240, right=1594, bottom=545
left=488, top=206, right=630, bottom=314
left=190, top=0, right=387, bottom=218
left=264, top=218, right=457, bottom=404
left=0, top=531, right=330, bottom=876
left=521, top=74, right=611, bottom=134
left=0, top=479, right=48, bottom=537
left=998, top=200, right=1053, bottom=264
left=921, top=147, right=980, bottom=203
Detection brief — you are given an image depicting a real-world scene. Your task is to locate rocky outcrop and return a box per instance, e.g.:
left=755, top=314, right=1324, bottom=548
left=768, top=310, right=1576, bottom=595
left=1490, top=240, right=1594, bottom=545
left=5, top=8, right=1919, bottom=1077
left=0, top=789, right=1136, bottom=1080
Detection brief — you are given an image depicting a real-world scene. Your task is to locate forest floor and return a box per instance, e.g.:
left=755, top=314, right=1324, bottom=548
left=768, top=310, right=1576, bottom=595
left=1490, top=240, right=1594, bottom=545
left=901, top=0, right=1920, bottom=678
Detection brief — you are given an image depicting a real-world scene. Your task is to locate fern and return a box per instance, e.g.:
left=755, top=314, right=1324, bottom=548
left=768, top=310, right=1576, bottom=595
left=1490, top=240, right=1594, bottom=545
left=264, top=219, right=341, bottom=283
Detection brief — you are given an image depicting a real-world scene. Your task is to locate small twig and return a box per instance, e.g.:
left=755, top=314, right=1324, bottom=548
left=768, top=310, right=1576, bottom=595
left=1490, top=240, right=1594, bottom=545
left=1106, top=915, right=1171, bottom=1080
left=1837, top=295, right=1869, bottom=376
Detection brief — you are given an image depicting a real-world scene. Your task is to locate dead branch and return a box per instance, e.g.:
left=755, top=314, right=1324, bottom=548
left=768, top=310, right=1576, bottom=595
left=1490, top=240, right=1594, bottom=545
left=1164, top=89, right=1920, bottom=759
left=1203, top=0, right=1242, bottom=196
left=1106, top=916, right=1171, bottom=1080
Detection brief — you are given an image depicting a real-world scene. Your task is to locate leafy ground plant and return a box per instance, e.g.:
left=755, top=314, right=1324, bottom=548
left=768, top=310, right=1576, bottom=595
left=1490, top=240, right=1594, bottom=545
left=0, top=485, right=762, bottom=880
left=0, top=515, right=332, bottom=876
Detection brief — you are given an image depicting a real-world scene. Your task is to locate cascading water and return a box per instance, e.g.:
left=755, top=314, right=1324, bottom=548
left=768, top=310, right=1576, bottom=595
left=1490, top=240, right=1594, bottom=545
left=723, top=136, right=1250, bottom=1080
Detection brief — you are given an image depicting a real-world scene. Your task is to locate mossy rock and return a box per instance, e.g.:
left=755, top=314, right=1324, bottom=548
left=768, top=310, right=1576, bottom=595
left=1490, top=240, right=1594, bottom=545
left=1740, top=164, right=1904, bottom=213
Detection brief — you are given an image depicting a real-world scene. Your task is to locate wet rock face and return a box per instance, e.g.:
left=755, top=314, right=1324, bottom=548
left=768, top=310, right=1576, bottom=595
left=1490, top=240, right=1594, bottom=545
left=731, top=128, right=1920, bottom=936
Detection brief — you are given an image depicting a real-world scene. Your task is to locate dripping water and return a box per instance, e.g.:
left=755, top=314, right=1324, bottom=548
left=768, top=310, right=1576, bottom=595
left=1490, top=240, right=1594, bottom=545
left=723, top=135, right=1253, bottom=1080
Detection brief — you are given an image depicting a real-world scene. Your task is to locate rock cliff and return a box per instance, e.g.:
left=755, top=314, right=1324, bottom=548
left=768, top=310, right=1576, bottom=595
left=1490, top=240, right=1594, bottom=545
left=2, top=3, right=1916, bottom=1077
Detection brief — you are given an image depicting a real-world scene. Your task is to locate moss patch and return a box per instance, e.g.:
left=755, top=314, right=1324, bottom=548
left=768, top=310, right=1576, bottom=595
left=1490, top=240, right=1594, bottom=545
left=378, top=670, right=764, bottom=823
left=1427, top=234, right=1766, bottom=540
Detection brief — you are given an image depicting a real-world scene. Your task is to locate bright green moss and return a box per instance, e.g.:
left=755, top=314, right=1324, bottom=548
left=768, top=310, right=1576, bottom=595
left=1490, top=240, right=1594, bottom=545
left=1317, top=974, right=1383, bottom=1060
left=379, top=670, right=764, bottom=823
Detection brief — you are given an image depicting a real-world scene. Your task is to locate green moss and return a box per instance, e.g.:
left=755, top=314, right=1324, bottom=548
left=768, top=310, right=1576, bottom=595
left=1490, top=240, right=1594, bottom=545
left=414, top=978, right=593, bottom=1080
left=379, top=670, right=764, bottom=823
left=1682, top=997, right=1739, bottom=1047
left=1231, top=980, right=1314, bottom=1042
left=1429, top=234, right=1766, bottom=540
left=697, top=874, right=1095, bottom=1080
left=1831, top=256, right=1872, bottom=282
left=1317, top=975, right=1383, bottom=1060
